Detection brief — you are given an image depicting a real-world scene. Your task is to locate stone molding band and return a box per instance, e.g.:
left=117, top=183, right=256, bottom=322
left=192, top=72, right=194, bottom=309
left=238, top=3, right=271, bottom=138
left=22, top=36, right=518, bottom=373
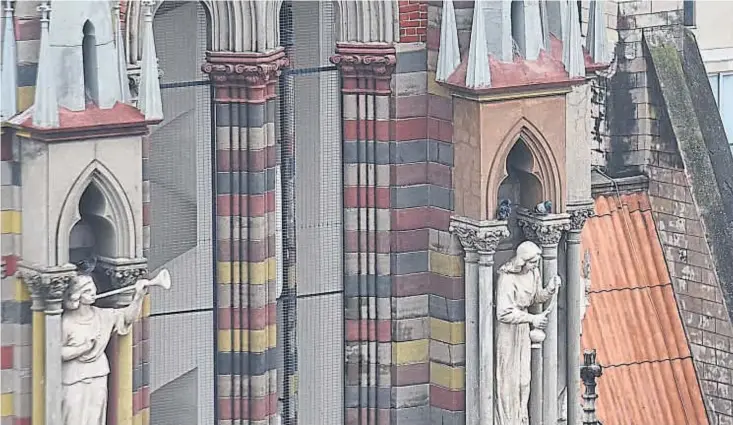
left=202, top=48, right=290, bottom=104
left=330, top=43, right=396, bottom=95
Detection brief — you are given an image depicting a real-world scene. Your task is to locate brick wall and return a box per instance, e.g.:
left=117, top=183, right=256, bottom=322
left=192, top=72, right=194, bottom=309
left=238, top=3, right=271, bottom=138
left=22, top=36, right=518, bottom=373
left=399, top=0, right=427, bottom=43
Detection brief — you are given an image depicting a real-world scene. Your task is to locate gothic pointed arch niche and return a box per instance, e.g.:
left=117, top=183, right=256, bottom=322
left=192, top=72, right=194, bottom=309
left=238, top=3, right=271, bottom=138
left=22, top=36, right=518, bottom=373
left=487, top=117, right=564, bottom=218
left=56, top=160, right=137, bottom=266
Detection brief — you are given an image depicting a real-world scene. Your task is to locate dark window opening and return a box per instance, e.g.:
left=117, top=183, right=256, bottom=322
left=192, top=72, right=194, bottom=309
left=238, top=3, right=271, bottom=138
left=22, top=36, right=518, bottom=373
left=683, top=0, right=695, bottom=26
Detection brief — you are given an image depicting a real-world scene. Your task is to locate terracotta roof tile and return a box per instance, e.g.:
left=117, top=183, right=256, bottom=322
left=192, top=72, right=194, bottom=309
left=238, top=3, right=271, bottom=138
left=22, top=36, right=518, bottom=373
left=581, top=193, right=709, bottom=425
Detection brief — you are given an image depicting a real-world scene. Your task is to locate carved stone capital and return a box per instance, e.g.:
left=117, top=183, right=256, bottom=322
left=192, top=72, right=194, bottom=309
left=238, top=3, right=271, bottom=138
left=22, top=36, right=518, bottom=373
left=516, top=210, right=571, bottom=248
left=330, top=43, right=396, bottom=95
left=202, top=48, right=289, bottom=103
left=16, top=263, right=77, bottom=313
left=450, top=216, right=510, bottom=255
left=97, top=256, right=148, bottom=290
left=568, top=203, right=595, bottom=232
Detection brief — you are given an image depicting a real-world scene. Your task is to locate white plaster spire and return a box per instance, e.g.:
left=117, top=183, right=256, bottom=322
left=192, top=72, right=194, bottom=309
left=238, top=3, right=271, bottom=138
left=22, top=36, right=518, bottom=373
left=436, top=0, right=460, bottom=82
left=517, top=0, right=544, bottom=61
left=588, top=0, right=609, bottom=63
left=32, top=1, right=58, bottom=128
left=113, top=1, right=131, bottom=104
left=137, top=0, right=163, bottom=120
left=563, top=0, right=585, bottom=78
left=482, top=0, right=513, bottom=63
left=466, top=0, right=490, bottom=89
left=1, top=0, right=17, bottom=121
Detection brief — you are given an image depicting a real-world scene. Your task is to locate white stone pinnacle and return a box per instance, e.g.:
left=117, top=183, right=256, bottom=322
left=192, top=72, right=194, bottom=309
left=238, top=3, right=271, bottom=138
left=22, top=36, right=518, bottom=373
left=32, top=1, right=59, bottom=128
left=114, top=1, right=131, bottom=104
left=435, top=0, right=460, bottom=83
left=563, top=0, right=585, bottom=78
left=1, top=0, right=17, bottom=121
left=137, top=0, right=163, bottom=121
left=588, top=0, right=609, bottom=63
left=466, top=0, right=491, bottom=89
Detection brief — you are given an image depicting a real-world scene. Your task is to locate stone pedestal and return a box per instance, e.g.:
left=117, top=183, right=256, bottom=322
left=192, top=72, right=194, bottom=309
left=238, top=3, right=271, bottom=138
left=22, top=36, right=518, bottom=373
left=517, top=211, right=570, bottom=425
left=450, top=216, right=510, bottom=425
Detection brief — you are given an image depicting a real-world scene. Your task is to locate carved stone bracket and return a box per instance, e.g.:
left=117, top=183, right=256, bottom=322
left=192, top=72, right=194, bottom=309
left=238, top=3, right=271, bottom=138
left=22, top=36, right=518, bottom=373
left=516, top=209, right=571, bottom=247
left=329, top=43, right=396, bottom=95
left=16, top=262, right=77, bottom=313
left=96, top=256, right=148, bottom=289
left=568, top=202, right=595, bottom=232
left=202, top=48, right=289, bottom=103
left=450, top=216, right=511, bottom=255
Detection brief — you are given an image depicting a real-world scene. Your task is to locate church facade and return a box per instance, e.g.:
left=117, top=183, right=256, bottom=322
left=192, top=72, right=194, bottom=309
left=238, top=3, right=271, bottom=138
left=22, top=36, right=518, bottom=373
left=1, top=1, right=733, bottom=425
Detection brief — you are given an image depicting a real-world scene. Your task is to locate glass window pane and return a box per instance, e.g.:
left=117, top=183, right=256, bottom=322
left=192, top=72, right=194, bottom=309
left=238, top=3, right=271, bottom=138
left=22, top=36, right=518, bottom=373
left=719, top=75, right=733, bottom=139
left=710, top=74, right=720, bottom=106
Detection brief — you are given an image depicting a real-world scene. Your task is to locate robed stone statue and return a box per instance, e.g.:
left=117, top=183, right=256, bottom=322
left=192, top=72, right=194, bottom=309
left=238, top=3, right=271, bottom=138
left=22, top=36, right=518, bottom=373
left=61, top=268, right=170, bottom=425
left=495, top=241, right=561, bottom=425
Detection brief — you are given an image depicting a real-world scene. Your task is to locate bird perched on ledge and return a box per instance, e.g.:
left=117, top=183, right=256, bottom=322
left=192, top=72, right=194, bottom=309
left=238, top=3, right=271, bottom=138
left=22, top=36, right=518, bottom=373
left=533, top=200, right=553, bottom=216
left=497, top=199, right=512, bottom=220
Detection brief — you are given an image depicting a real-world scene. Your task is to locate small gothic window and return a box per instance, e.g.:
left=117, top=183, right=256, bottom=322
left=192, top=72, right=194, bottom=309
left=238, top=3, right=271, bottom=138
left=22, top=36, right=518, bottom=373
left=497, top=139, right=543, bottom=211
left=683, top=0, right=695, bottom=27
left=82, top=20, right=99, bottom=105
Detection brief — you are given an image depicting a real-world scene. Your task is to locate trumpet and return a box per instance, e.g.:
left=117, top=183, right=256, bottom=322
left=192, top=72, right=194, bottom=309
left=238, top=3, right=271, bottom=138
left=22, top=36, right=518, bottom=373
left=93, top=269, right=171, bottom=300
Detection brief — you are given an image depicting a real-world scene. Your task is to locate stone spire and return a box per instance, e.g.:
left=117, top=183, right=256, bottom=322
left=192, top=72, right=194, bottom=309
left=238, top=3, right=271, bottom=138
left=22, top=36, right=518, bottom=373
left=436, top=0, right=460, bottom=82
left=563, top=0, right=584, bottom=77
left=1, top=0, right=17, bottom=121
left=515, top=0, right=544, bottom=60
left=587, top=0, right=609, bottom=63
left=113, top=0, right=131, bottom=104
left=483, top=0, right=513, bottom=62
left=137, top=0, right=163, bottom=120
left=466, top=0, right=490, bottom=88
left=32, top=1, right=59, bottom=128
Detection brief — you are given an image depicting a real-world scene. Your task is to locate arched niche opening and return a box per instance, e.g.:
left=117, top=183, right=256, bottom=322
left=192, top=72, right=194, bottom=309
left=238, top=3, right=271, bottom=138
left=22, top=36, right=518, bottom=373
left=68, top=182, right=118, bottom=296
left=82, top=20, right=99, bottom=105
left=497, top=138, right=543, bottom=211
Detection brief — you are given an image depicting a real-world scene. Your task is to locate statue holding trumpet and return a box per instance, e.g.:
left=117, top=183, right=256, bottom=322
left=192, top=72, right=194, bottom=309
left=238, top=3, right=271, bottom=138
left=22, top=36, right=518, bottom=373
left=60, top=258, right=171, bottom=425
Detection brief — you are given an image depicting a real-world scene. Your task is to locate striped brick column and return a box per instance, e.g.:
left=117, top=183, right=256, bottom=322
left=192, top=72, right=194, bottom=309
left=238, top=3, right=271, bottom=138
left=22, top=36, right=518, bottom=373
left=330, top=43, right=396, bottom=425
left=203, top=49, right=288, bottom=425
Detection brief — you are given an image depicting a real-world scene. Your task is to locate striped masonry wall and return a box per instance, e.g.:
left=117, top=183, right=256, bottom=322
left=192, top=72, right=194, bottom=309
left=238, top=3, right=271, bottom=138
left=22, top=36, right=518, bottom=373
left=425, top=4, right=465, bottom=424
left=135, top=134, right=152, bottom=425
left=12, top=1, right=40, bottom=113
left=1, top=129, right=31, bottom=425
left=205, top=53, right=283, bottom=423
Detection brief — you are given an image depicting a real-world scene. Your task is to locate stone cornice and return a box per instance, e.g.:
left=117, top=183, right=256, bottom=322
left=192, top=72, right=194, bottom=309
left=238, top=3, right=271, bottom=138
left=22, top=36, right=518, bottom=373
left=450, top=216, right=510, bottom=254
left=330, top=43, right=396, bottom=95
left=567, top=202, right=596, bottom=232
left=202, top=48, right=290, bottom=103
left=516, top=210, right=571, bottom=247
left=16, top=262, right=77, bottom=313
left=96, top=256, right=147, bottom=290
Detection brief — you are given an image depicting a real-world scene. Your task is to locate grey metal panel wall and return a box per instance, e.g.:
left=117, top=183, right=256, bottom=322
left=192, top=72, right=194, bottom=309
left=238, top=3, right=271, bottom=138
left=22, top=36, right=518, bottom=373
left=290, top=1, right=344, bottom=423
left=147, top=4, right=214, bottom=425
left=150, top=312, right=214, bottom=425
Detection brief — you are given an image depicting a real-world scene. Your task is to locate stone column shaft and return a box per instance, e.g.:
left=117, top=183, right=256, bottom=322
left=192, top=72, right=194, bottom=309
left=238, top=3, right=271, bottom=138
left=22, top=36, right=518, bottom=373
left=451, top=218, right=509, bottom=425
left=331, top=42, right=396, bottom=424
left=567, top=206, right=594, bottom=425
left=517, top=212, right=570, bottom=425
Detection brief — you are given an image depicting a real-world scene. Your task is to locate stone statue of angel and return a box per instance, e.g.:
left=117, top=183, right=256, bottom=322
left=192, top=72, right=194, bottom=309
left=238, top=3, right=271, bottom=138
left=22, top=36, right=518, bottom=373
left=495, top=241, right=561, bottom=425
left=61, top=268, right=170, bottom=425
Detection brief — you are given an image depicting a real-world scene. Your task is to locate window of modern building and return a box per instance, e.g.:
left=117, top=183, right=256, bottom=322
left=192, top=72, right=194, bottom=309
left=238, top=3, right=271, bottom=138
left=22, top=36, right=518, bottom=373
left=683, top=0, right=695, bottom=27
left=708, top=73, right=733, bottom=150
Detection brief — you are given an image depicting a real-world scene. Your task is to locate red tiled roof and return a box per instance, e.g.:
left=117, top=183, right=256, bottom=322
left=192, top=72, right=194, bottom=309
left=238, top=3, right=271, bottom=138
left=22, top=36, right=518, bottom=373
left=581, top=193, right=709, bottom=425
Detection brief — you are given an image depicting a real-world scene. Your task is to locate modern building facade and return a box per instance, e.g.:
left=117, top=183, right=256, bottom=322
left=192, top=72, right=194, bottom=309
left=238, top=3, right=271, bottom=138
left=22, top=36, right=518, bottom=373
left=1, top=1, right=733, bottom=425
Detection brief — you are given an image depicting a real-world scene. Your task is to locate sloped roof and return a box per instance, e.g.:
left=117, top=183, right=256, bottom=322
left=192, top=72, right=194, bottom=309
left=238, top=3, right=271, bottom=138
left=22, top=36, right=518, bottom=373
left=580, top=193, right=709, bottom=425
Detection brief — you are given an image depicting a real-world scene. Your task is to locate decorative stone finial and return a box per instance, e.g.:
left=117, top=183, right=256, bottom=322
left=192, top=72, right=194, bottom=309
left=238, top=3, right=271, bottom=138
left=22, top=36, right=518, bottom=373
left=0, top=0, right=17, bottom=121
left=563, top=0, right=585, bottom=78
left=466, top=0, right=491, bottom=88
left=436, top=0, right=460, bottom=82
left=32, top=0, right=59, bottom=128
left=580, top=349, right=603, bottom=425
left=113, top=0, right=132, bottom=104
left=137, top=0, right=163, bottom=120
